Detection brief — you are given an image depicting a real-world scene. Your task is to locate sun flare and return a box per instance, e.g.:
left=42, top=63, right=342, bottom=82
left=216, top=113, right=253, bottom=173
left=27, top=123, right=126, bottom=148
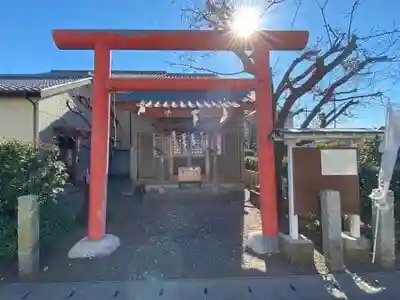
left=230, top=6, right=261, bottom=38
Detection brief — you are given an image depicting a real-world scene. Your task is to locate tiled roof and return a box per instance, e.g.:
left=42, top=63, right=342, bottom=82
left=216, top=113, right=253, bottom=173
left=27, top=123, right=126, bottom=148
left=272, top=128, right=384, bottom=141
left=47, top=70, right=216, bottom=78
left=0, top=71, right=242, bottom=106
left=0, top=77, right=87, bottom=94
left=49, top=69, right=166, bottom=76
left=135, top=99, right=251, bottom=109
left=116, top=90, right=253, bottom=108
left=0, top=71, right=216, bottom=93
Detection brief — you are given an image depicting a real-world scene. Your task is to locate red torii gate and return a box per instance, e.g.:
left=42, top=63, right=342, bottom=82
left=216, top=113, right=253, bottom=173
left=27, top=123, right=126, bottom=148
left=52, top=29, right=309, bottom=257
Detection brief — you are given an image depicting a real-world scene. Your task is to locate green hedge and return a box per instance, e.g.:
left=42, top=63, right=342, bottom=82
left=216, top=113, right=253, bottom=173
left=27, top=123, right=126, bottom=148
left=244, top=155, right=287, bottom=174
left=0, top=140, right=74, bottom=257
left=244, top=156, right=258, bottom=171
left=358, top=136, right=400, bottom=221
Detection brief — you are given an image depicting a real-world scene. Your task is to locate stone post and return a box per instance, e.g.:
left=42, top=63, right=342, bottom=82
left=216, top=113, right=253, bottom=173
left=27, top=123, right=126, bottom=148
left=372, top=190, right=395, bottom=268
left=319, top=190, right=345, bottom=271
left=342, top=215, right=371, bottom=263
left=18, top=195, right=40, bottom=277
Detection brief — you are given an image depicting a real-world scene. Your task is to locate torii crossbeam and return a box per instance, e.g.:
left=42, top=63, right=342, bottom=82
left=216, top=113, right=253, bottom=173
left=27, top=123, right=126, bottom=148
left=53, top=29, right=309, bottom=258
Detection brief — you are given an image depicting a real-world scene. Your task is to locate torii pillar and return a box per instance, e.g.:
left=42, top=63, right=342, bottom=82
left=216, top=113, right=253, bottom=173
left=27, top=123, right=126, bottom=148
left=251, top=45, right=280, bottom=253
left=52, top=29, right=309, bottom=258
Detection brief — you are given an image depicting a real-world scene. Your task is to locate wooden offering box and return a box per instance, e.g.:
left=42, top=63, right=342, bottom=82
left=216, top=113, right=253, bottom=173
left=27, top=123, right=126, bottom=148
left=178, top=167, right=202, bottom=182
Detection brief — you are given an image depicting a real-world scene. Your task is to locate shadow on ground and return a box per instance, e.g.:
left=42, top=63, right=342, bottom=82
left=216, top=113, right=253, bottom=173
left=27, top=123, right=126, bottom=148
left=3, top=179, right=396, bottom=283
left=0, top=179, right=318, bottom=282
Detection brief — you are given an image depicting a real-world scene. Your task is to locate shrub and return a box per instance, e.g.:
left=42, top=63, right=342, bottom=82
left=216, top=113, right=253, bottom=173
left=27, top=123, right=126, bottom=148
left=244, top=148, right=256, bottom=157
left=244, top=154, right=287, bottom=173
left=244, top=156, right=258, bottom=171
left=0, top=139, right=73, bottom=257
left=357, top=136, right=400, bottom=222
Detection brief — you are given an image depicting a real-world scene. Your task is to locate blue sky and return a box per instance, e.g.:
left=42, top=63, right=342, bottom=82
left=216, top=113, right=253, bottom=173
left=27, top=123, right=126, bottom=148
left=0, top=0, right=398, bottom=128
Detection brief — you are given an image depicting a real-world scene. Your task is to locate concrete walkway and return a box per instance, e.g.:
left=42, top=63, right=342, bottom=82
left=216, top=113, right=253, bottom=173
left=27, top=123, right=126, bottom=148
left=1, top=271, right=399, bottom=300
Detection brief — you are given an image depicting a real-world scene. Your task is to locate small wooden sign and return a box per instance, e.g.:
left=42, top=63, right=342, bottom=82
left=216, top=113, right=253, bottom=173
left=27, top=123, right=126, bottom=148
left=178, top=166, right=202, bottom=182
left=292, top=147, right=360, bottom=216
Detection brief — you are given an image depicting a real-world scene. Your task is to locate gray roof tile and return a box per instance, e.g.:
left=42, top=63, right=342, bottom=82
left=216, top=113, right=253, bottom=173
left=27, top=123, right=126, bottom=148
left=0, top=71, right=223, bottom=96
left=0, top=77, right=86, bottom=93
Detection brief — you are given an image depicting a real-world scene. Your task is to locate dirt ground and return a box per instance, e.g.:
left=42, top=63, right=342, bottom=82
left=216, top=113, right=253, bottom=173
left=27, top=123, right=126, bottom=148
left=0, top=180, right=395, bottom=282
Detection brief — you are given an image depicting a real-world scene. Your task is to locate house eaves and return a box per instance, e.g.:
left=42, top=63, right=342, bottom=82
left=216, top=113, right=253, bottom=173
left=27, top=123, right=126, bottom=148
left=272, top=128, right=384, bottom=141
left=0, top=76, right=92, bottom=99
left=40, top=77, right=92, bottom=98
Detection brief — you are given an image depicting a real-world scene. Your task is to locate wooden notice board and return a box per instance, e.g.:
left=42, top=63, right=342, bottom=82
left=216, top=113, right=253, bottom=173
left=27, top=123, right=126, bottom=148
left=292, top=147, right=360, bottom=216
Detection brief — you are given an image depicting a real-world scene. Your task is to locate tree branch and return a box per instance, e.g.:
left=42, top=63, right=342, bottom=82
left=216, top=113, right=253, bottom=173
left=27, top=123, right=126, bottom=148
left=169, top=62, right=244, bottom=75
left=66, top=100, right=91, bottom=128
left=301, top=89, right=383, bottom=128
left=180, top=0, right=399, bottom=130
left=334, top=91, right=382, bottom=103
left=274, top=49, right=320, bottom=100
left=324, top=100, right=360, bottom=127
left=347, top=0, right=360, bottom=42
left=276, top=36, right=358, bottom=127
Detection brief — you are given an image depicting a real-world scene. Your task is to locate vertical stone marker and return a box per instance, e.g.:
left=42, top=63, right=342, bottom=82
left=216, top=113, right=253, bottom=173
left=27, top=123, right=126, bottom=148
left=319, top=190, right=345, bottom=271
left=372, top=190, right=395, bottom=268
left=18, top=194, right=40, bottom=277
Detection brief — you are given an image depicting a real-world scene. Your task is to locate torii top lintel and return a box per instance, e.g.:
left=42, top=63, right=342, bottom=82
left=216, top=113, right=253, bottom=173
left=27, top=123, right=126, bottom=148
left=52, top=30, right=309, bottom=51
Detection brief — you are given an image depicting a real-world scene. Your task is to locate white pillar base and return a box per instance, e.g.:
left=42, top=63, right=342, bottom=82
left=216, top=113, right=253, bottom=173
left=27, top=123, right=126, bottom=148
left=247, top=231, right=279, bottom=255
left=68, top=234, right=120, bottom=259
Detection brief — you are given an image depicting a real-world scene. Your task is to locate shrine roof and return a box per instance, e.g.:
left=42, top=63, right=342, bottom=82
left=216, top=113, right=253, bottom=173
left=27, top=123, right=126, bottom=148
left=115, top=91, right=253, bottom=108
left=0, top=70, right=252, bottom=107
left=113, top=71, right=253, bottom=107
left=272, top=128, right=384, bottom=141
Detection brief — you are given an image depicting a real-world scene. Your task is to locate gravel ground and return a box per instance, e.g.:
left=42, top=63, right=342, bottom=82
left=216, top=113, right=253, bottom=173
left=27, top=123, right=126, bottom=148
left=0, top=181, right=310, bottom=282
left=0, top=180, right=395, bottom=283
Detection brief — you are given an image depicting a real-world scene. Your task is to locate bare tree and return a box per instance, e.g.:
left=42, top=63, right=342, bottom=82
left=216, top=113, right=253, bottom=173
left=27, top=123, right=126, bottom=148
left=174, top=0, right=399, bottom=226
left=65, top=94, right=121, bottom=147
left=176, top=0, right=400, bottom=128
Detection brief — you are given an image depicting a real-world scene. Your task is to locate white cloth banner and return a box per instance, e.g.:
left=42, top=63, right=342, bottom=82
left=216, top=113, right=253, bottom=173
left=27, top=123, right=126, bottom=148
left=370, top=102, right=400, bottom=264
left=377, top=103, right=400, bottom=198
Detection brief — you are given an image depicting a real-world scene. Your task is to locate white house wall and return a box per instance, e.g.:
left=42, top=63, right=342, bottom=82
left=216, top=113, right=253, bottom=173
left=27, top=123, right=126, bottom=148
left=38, top=85, right=92, bottom=180
left=38, top=86, right=92, bottom=143
left=0, top=98, right=34, bottom=142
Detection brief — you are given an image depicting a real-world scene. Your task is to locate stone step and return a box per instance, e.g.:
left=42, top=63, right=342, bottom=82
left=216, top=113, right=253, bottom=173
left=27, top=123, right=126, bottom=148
left=1, top=273, right=398, bottom=300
